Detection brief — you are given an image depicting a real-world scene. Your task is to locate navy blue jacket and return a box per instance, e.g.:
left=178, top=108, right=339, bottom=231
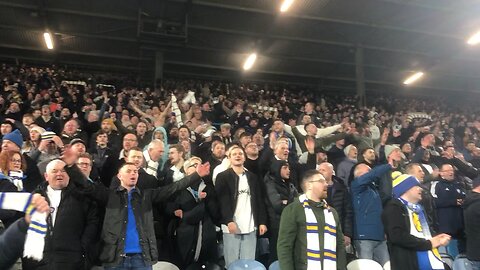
left=351, top=164, right=392, bottom=241
left=431, top=178, right=466, bottom=237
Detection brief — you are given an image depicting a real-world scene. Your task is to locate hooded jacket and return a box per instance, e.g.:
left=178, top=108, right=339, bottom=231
left=264, top=160, right=298, bottom=230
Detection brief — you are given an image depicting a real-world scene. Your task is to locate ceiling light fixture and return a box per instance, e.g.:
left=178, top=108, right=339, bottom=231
left=243, top=53, right=257, bottom=70
left=403, top=71, right=424, bottom=85
left=467, top=31, right=480, bottom=45
left=280, top=0, right=295, bottom=13
left=43, top=32, right=54, bottom=50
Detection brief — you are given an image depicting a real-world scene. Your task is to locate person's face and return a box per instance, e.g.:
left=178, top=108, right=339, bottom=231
left=76, top=157, right=92, bottom=177
left=153, top=131, right=164, bottom=141
left=96, top=133, right=108, bottom=146
left=101, top=121, right=112, bottom=133
left=123, top=134, right=138, bottom=151
left=363, top=149, right=376, bottom=162
left=0, top=124, right=12, bottom=135
left=318, top=163, right=333, bottom=181
left=2, top=140, right=20, bottom=152
left=136, top=123, right=147, bottom=135
left=240, top=135, right=252, bottom=148
left=410, top=165, right=425, bottom=182
left=440, top=165, right=455, bottom=181
left=403, top=185, right=423, bottom=203
left=41, top=107, right=50, bottom=116
left=445, top=146, right=455, bottom=156
left=212, top=143, right=225, bottom=159
left=402, top=143, right=412, bottom=154
left=302, top=115, right=312, bottom=125
left=63, top=120, right=77, bottom=134
left=388, top=148, right=402, bottom=162
left=229, top=147, right=245, bottom=167
left=126, top=150, right=144, bottom=168
left=305, top=124, right=317, bottom=136
left=22, top=116, right=34, bottom=127
left=118, top=164, right=139, bottom=189
left=149, top=144, right=164, bottom=161
left=168, top=148, right=183, bottom=165
left=280, top=165, right=290, bottom=179
left=32, top=110, right=41, bottom=119
left=71, top=143, right=86, bottom=154
left=245, top=142, right=259, bottom=156
left=273, top=121, right=284, bottom=133
left=45, top=162, right=69, bottom=190
left=316, top=152, right=327, bottom=164
left=307, top=174, right=328, bottom=200
left=30, top=130, right=41, bottom=141
left=275, top=142, right=289, bottom=160
left=220, top=127, right=230, bottom=137
left=61, top=108, right=70, bottom=117
left=348, top=146, right=358, bottom=159
left=9, top=153, right=22, bottom=171
left=305, top=103, right=313, bottom=112
left=179, top=128, right=189, bottom=140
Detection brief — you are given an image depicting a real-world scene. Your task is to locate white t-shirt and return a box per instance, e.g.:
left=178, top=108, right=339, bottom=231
left=171, top=165, right=185, bottom=182
left=227, top=172, right=255, bottom=234
left=47, top=186, right=62, bottom=226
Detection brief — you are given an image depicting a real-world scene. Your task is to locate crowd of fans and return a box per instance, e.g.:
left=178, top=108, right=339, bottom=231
left=0, top=63, right=480, bottom=270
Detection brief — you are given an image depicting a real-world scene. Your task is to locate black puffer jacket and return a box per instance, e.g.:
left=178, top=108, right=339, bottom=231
left=264, top=160, right=298, bottom=230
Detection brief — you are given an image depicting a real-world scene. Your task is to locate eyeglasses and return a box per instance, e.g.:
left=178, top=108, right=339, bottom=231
left=77, top=162, right=92, bottom=167
left=10, top=159, right=21, bottom=164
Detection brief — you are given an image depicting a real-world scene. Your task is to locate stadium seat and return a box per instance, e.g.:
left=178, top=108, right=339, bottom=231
left=453, top=257, right=473, bottom=270
left=383, top=261, right=390, bottom=270
left=152, top=261, right=180, bottom=270
left=186, top=262, right=223, bottom=270
left=228, top=259, right=266, bottom=270
left=268, top=260, right=280, bottom=270
left=347, top=259, right=383, bottom=270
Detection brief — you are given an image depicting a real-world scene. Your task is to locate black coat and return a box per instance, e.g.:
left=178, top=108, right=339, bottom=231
left=167, top=180, right=220, bottom=267
left=326, top=176, right=354, bottom=238
left=27, top=180, right=99, bottom=269
left=70, top=166, right=203, bottom=267
left=463, top=191, right=480, bottom=261
left=23, top=154, right=43, bottom=193
left=215, top=168, right=267, bottom=228
left=382, top=199, right=434, bottom=270
left=263, top=160, right=298, bottom=230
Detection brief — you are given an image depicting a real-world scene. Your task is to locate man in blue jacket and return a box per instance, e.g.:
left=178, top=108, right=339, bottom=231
left=351, top=161, right=394, bottom=267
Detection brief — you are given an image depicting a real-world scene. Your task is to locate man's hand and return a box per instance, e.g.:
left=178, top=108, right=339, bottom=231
left=199, top=192, right=207, bottom=200
left=61, top=145, right=78, bottom=166
left=227, top=222, right=238, bottom=234
left=457, top=199, right=464, bottom=206
left=430, top=233, right=451, bottom=248
left=196, top=162, right=210, bottom=177
left=25, top=194, right=50, bottom=224
left=51, top=136, right=64, bottom=148
left=259, top=225, right=268, bottom=236
left=174, top=209, right=183, bottom=219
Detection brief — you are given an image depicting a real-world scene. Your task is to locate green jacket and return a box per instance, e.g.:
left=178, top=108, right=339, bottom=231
left=277, top=198, right=346, bottom=270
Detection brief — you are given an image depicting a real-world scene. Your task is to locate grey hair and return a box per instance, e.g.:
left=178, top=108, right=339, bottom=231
left=46, top=159, right=66, bottom=174
left=147, top=139, right=164, bottom=150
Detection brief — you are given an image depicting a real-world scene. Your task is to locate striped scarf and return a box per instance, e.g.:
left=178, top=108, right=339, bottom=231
left=0, top=192, right=47, bottom=260
left=143, top=150, right=159, bottom=177
left=299, top=194, right=337, bottom=270
left=398, top=198, right=444, bottom=270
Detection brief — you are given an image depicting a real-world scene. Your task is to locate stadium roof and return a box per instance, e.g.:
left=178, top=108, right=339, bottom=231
left=1, top=0, right=480, bottom=94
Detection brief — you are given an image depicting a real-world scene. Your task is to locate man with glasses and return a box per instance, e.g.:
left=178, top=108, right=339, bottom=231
left=277, top=169, right=346, bottom=270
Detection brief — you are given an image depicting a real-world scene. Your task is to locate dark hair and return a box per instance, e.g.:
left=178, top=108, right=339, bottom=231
left=170, top=144, right=185, bottom=153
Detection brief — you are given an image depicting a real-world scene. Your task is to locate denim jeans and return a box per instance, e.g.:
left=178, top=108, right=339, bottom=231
left=354, top=240, right=390, bottom=267
left=105, top=254, right=152, bottom=270
left=223, top=231, right=257, bottom=268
